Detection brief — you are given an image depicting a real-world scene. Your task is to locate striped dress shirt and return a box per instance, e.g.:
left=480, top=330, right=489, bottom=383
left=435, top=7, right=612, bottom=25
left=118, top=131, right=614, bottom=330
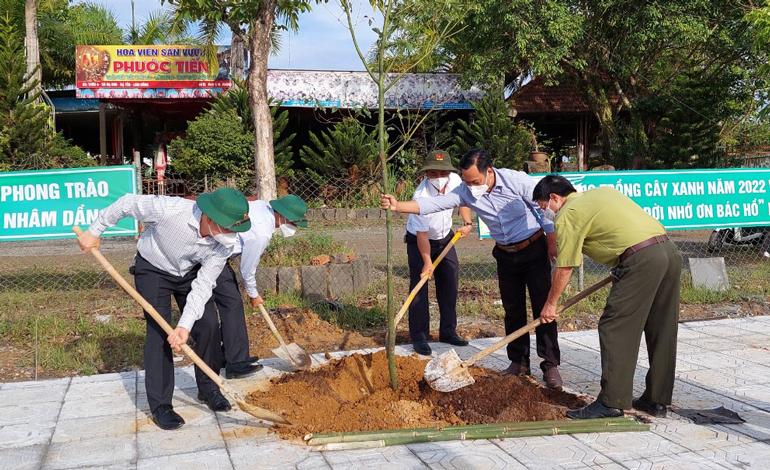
left=415, top=168, right=554, bottom=244
left=88, top=194, right=232, bottom=331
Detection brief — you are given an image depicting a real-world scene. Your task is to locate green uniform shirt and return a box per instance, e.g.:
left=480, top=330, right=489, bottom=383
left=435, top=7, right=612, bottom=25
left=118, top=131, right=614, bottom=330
left=555, top=188, right=666, bottom=268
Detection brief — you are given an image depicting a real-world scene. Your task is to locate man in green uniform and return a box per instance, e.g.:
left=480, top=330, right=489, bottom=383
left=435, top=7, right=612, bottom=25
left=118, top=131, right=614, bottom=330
left=533, top=175, right=681, bottom=419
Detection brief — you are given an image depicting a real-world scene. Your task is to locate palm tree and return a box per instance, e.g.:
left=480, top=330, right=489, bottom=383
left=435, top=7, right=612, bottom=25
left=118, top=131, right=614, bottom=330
left=127, top=8, right=202, bottom=45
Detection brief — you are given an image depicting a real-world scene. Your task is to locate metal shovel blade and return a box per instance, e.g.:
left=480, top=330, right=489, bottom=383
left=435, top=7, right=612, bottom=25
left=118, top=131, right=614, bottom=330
left=272, top=343, right=312, bottom=370
left=424, top=349, right=475, bottom=392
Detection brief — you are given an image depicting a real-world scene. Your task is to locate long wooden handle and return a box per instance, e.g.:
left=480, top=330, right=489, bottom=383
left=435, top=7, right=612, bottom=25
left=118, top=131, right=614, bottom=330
left=394, top=230, right=464, bottom=326
left=463, top=275, right=613, bottom=367
left=73, top=226, right=226, bottom=389
left=257, top=304, right=298, bottom=365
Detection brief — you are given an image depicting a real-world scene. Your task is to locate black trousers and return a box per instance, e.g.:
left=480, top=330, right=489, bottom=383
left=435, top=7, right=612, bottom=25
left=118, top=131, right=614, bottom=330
left=213, top=262, right=251, bottom=367
left=406, top=231, right=459, bottom=342
left=493, top=235, right=560, bottom=371
left=133, top=255, right=223, bottom=413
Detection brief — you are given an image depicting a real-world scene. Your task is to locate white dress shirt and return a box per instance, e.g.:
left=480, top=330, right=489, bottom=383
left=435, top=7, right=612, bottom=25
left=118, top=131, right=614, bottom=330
left=88, top=194, right=232, bottom=331
left=232, top=200, right=276, bottom=299
left=406, top=172, right=462, bottom=240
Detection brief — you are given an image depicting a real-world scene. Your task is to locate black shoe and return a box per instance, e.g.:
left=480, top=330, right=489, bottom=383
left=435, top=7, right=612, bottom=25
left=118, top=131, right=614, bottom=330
left=151, top=404, right=185, bottom=430
left=632, top=396, right=667, bottom=418
left=439, top=333, right=469, bottom=347
left=543, top=367, right=563, bottom=389
left=246, top=355, right=260, bottom=364
left=413, top=341, right=432, bottom=356
left=225, top=362, right=263, bottom=379
left=567, top=399, right=624, bottom=419
left=198, top=390, right=232, bottom=412
left=501, top=361, right=531, bottom=376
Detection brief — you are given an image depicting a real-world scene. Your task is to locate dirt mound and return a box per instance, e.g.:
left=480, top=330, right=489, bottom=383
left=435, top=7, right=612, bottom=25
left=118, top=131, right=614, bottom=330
left=247, top=351, right=586, bottom=440
left=246, top=308, right=378, bottom=359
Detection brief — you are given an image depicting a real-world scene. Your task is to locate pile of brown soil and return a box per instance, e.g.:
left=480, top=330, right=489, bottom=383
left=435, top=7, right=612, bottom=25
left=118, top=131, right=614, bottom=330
left=247, top=351, right=587, bottom=440
left=246, top=308, right=378, bottom=359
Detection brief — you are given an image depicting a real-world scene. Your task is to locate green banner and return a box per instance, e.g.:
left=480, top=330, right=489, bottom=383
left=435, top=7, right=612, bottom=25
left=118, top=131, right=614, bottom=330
left=0, top=166, right=137, bottom=242
left=479, top=168, right=770, bottom=238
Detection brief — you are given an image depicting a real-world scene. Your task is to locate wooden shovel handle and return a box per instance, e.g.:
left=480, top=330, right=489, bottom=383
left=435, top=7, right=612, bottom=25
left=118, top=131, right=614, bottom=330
left=463, top=275, right=613, bottom=367
left=257, top=304, right=299, bottom=366
left=394, top=230, right=464, bottom=326
left=73, top=226, right=226, bottom=389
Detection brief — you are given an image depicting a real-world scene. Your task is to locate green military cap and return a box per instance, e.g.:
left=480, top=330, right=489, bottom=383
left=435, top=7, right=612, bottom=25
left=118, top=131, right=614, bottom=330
left=421, top=149, right=455, bottom=172
left=269, top=194, right=309, bottom=228
left=197, top=187, right=252, bottom=232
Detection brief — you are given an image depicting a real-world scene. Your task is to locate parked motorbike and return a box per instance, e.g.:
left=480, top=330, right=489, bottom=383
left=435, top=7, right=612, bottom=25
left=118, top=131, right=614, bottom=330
left=707, top=226, right=769, bottom=253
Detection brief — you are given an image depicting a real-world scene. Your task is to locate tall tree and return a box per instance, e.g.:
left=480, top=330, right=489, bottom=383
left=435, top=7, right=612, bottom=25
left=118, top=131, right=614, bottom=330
left=341, top=0, right=464, bottom=389
left=166, top=0, right=317, bottom=200
left=395, top=0, right=763, bottom=168
left=24, top=0, right=40, bottom=95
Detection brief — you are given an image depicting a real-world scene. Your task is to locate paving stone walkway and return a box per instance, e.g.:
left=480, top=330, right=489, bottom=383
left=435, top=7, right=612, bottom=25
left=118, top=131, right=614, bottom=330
left=2, top=316, right=770, bottom=469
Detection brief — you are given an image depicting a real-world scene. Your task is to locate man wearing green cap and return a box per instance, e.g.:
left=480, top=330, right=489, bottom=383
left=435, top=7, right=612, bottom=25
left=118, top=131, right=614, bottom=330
left=405, top=150, right=472, bottom=356
left=77, top=188, right=251, bottom=430
left=215, top=194, right=308, bottom=372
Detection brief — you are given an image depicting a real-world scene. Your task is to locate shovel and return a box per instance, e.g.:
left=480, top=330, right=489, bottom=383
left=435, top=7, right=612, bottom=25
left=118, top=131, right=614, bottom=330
left=393, top=230, right=464, bottom=327
left=73, top=227, right=291, bottom=425
left=425, top=275, right=613, bottom=392
left=256, top=304, right=312, bottom=370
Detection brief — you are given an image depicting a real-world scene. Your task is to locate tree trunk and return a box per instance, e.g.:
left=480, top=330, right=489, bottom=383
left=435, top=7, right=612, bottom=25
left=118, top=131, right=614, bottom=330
left=586, top=86, right=616, bottom=163
left=24, top=0, right=41, bottom=93
left=229, top=25, right=247, bottom=81
left=247, top=1, right=277, bottom=199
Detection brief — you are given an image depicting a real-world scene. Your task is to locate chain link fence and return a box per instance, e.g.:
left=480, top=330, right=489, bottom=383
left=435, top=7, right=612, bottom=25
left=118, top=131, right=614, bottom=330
left=2, top=166, right=769, bottom=379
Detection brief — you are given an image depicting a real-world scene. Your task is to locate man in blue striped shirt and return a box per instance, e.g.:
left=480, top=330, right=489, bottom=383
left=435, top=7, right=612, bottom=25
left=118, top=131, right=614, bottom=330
left=381, top=149, right=563, bottom=388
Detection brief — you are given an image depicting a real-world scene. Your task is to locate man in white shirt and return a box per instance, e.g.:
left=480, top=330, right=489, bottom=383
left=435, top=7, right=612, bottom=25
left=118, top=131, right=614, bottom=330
left=77, top=188, right=251, bottom=431
left=214, top=195, right=308, bottom=374
left=406, top=150, right=473, bottom=355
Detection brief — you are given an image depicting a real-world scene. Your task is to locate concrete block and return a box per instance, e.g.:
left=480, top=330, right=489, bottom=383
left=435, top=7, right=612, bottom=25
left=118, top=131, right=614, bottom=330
left=305, top=208, right=320, bottom=220
left=689, top=257, right=729, bottom=291
left=352, top=257, right=371, bottom=292
left=137, top=448, right=233, bottom=470
left=321, top=209, right=335, bottom=220
left=0, top=423, right=54, bottom=449
left=44, top=435, right=136, bottom=469
left=364, top=208, right=381, bottom=219
left=277, top=267, right=301, bottom=296
left=137, top=425, right=224, bottom=459
left=256, top=267, right=277, bottom=295
left=301, top=265, right=328, bottom=302
left=0, top=445, right=45, bottom=470
left=328, top=263, right=354, bottom=298
left=52, top=413, right=135, bottom=443
left=334, top=208, right=347, bottom=220
left=346, top=208, right=357, bottom=219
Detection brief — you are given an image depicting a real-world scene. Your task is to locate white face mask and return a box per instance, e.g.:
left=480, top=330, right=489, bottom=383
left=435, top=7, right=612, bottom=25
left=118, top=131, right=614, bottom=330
left=279, top=223, right=297, bottom=238
left=212, top=232, right=237, bottom=247
left=467, top=171, right=490, bottom=199
left=429, top=177, right=449, bottom=190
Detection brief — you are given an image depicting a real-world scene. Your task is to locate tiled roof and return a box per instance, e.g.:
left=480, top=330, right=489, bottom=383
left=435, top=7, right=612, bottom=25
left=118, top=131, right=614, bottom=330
left=509, top=77, right=619, bottom=114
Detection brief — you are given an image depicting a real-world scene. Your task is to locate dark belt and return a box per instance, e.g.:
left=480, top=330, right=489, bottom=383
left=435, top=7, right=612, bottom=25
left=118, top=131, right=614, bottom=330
left=619, top=235, right=669, bottom=263
left=495, top=229, right=543, bottom=254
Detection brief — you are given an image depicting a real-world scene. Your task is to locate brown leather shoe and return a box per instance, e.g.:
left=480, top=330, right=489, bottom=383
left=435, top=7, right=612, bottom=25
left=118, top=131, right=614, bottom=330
left=502, top=362, right=531, bottom=376
left=543, top=367, right=563, bottom=389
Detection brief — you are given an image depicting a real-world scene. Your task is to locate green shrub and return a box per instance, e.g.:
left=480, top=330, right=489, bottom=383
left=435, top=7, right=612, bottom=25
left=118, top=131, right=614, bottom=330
left=168, top=109, right=254, bottom=189
left=300, top=117, right=379, bottom=183
left=260, top=233, right=350, bottom=267
left=450, top=93, right=532, bottom=170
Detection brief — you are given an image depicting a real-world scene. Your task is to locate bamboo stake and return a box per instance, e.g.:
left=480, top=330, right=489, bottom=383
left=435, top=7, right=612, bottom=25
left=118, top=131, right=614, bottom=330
left=305, top=417, right=637, bottom=443
left=310, top=423, right=649, bottom=451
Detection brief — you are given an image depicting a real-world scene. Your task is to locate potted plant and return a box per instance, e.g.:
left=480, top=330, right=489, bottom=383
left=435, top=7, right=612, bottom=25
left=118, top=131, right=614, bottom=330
left=528, top=125, right=548, bottom=163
